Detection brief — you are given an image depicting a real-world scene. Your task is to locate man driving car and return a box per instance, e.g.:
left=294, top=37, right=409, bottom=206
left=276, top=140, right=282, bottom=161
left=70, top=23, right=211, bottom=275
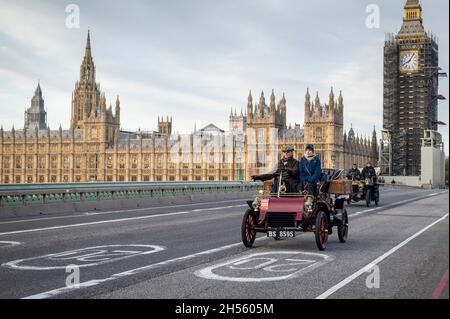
left=251, top=145, right=299, bottom=193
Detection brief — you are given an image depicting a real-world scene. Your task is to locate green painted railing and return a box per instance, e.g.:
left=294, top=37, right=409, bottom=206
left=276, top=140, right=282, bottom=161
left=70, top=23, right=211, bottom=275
left=0, top=181, right=262, bottom=208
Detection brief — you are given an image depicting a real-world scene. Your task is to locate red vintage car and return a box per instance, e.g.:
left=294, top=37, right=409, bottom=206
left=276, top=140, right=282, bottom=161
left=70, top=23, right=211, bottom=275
left=242, top=169, right=350, bottom=251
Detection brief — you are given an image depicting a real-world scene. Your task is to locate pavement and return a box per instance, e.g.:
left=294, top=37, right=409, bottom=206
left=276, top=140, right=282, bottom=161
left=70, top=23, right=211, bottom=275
left=0, top=186, right=448, bottom=299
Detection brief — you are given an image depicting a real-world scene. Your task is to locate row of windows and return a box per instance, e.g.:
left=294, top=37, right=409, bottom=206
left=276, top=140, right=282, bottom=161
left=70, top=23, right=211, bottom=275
left=2, top=175, right=229, bottom=184
left=1, top=156, right=236, bottom=170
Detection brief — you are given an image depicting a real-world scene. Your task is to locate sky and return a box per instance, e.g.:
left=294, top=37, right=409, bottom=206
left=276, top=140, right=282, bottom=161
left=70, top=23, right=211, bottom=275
left=0, top=0, right=448, bottom=153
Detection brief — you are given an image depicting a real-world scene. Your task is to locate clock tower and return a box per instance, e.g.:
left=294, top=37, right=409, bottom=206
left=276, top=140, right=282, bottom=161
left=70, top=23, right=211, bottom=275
left=383, top=0, right=439, bottom=176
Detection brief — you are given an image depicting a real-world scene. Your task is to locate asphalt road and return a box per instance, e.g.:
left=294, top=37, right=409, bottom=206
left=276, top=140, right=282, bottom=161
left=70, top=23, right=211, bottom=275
left=0, top=186, right=448, bottom=299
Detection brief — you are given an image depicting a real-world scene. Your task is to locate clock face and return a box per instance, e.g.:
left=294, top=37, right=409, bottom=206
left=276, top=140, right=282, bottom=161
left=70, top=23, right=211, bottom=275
left=400, top=51, right=419, bottom=72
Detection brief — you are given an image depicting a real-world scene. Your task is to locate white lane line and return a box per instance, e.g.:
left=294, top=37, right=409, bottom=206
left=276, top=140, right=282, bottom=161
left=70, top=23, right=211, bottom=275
left=2, top=192, right=445, bottom=237
left=316, top=213, right=449, bottom=299
left=0, top=199, right=247, bottom=225
left=347, top=192, right=446, bottom=218
left=22, top=237, right=268, bottom=299
left=0, top=241, right=22, bottom=247
left=0, top=205, right=246, bottom=237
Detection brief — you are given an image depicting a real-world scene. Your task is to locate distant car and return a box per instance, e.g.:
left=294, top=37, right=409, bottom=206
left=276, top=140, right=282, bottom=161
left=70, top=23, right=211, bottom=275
left=347, top=176, right=380, bottom=207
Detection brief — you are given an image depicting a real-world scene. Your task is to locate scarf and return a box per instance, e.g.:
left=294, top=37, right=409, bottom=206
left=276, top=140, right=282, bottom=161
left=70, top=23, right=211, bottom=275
left=303, top=154, right=315, bottom=161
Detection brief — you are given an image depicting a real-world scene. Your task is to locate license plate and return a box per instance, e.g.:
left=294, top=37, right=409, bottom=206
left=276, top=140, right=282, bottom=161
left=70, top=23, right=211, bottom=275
left=267, top=230, right=295, bottom=238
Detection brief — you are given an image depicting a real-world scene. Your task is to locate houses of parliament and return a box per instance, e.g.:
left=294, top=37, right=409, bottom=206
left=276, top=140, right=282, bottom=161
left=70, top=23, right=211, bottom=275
left=0, top=31, right=378, bottom=184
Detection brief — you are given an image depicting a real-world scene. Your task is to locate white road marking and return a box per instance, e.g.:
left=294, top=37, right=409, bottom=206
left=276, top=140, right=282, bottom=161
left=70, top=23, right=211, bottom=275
left=2, top=245, right=165, bottom=270
left=316, top=213, right=449, bottom=299
left=0, top=199, right=247, bottom=225
left=195, top=251, right=334, bottom=282
left=12, top=190, right=449, bottom=298
left=347, top=192, right=446, bottom=218
left=22, top=238, right=269, bottom=299
left=2, top=192, right=445, bottom=238
left=0, top=205, right=246, bottom=237
left=0, top=241, right=22, bottom=247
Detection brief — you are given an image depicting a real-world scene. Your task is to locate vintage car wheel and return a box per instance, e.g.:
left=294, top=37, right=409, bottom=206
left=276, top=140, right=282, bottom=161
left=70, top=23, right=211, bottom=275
left=365, top=189, right=371, bottom=207
left=337, top=209, right=349, bottom=243
left=315, top=211, right=328, bottom=251
left=241, top=209, right=257, bottom=248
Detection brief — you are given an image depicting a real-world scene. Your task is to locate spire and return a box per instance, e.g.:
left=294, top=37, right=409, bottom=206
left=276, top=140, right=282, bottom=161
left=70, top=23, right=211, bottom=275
left=328, top=87, right=335, bottom=113
left=247, top=90, right=253, bottom=118
left=85, top=29, right=92, bottom=58
left=314, top=91, right=320, bottom=110
left=270, top=89, right=276, bottom=112
left=348, top=125, right=355, bottom=141
left=259, top=91, right=265, bottom=104
left=372, top=125, right=378, bottom=142
left=304, top=89, right=311, bottom=119
left=400, top=0, right=424, bottom=34
left=259, top=91, right=266, bottom=117
left=35, top=81, right=42, bottom=96
left=405, top=0, right=420, bottom=8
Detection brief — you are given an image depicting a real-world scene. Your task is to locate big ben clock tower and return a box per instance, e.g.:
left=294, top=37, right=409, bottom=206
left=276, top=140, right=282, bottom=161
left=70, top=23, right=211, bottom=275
left=383, top=0, right=439, bottom=176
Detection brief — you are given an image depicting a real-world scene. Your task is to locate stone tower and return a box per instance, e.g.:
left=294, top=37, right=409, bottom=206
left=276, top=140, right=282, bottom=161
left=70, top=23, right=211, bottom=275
left=24, top=82, right=47, bottom=131
left=383, top=0, right=439, bottom=176
left=246, top=90, right=286, bottom=132
left=70, top=30, right=120, bottom=145
left=229, top=107, right=246, bottom=133
left=304, top=88, right=344, bottom=168
left=244, top=90, right=287, bottom=178
left=158, top=116, right=172, bottom=135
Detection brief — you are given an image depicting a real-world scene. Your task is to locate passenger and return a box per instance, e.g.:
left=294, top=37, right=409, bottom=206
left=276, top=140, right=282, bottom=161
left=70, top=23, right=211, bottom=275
left=251, top=145, right=299, bottom=193
left=299, top=144, right=322, bottom=197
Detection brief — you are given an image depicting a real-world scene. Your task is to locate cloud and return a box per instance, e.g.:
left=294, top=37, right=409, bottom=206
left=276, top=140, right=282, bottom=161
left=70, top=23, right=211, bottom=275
left=0, top=0, right=448, bottom=155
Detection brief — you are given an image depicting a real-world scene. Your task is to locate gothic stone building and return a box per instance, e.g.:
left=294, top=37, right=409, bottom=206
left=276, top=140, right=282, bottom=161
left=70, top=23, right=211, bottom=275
left=0, top=31, right=377, bottom=184
left=238, top=89, right=378, bottom=180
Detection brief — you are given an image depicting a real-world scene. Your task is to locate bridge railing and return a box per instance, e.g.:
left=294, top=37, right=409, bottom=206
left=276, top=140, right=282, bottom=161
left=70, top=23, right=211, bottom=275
left=0, top=181, right=262, bottom=208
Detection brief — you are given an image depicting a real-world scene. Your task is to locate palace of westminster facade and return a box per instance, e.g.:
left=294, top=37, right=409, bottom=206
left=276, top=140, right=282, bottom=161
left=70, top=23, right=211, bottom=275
left=0, top=32, right=378, bottom=184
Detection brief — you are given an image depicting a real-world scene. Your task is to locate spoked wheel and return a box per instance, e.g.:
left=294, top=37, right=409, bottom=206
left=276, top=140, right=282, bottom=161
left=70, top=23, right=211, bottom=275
left=365, top=189, right=371, bottom=207
left=241, top=209, right=257, bottom=248
left=315, top=211, right=328, bottom=251
left=337, top=209, right=349, bottom=243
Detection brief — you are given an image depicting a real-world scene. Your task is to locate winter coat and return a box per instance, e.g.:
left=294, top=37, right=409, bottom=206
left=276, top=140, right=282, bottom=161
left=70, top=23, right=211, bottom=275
left=299, top=155, right=322, bottom=184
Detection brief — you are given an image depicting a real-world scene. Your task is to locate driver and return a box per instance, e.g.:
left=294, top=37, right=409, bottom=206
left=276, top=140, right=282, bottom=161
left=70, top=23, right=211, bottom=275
left=251, top=145, right=299, bottom=193
left=347, top=163, right=361, bottom=180
left=347, top=163, right=361, bottom=193
left=361, top=161, right=377, bottom=183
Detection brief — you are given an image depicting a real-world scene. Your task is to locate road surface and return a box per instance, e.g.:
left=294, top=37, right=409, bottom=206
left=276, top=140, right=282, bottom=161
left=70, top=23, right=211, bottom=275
left=0, top=186, right=448, bottom=299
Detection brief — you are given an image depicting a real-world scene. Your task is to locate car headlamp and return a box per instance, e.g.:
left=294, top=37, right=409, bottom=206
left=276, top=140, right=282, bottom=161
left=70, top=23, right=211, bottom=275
left=252, top=197, right=261, bottom=210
